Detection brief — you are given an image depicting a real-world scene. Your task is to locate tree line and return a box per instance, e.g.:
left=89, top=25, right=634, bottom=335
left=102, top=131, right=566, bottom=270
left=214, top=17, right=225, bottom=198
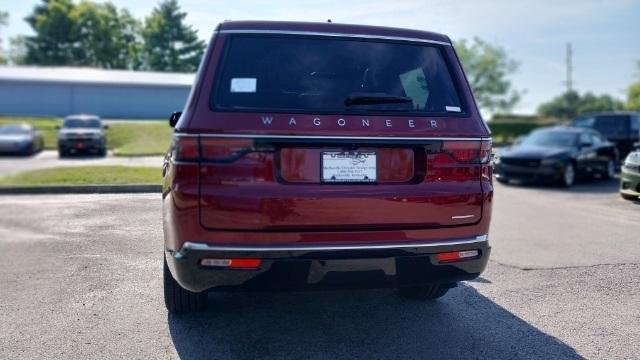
left=0, top=0, right=204, bottom=72
left=0, top=0, right=638, bottom=116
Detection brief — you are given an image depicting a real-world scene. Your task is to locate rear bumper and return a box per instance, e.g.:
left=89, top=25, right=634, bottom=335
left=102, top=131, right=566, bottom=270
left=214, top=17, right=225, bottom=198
left=620, top=170, right=640, bottom=196
left=58, top=139, right=105, bottom=152
left=494, top=163, right=562, bottom=183
left=165, top=235, right=490, bottom=293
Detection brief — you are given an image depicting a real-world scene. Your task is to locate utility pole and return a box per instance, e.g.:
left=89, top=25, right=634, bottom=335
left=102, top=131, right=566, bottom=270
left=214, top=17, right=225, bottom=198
left=564, top=42, right=573, bottom=93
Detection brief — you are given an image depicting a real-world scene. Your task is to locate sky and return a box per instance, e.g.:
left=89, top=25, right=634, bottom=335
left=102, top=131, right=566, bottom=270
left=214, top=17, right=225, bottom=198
left=1, top=0, right=639, bottom=114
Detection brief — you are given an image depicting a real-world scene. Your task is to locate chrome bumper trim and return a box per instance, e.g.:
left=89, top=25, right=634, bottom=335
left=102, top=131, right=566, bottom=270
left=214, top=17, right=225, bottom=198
left=176, top=235, right=488, bottom=256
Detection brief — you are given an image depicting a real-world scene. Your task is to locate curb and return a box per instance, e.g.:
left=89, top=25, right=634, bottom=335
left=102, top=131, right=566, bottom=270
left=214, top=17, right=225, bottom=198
left=0, top=184, right=162, bottom=195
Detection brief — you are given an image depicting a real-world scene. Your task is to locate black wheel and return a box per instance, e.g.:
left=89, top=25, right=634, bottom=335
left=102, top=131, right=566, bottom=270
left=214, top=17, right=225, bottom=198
left=164, top=256, right=207, bottom=314
left=560, top=163, right=575, bottom=187
left=23, top=144, right=34, bottom=156
left=621, top=193, right=638, bottom=201
left=603, top=158, right=616, bottom=179
left=398, top=283, right=453, bottom=301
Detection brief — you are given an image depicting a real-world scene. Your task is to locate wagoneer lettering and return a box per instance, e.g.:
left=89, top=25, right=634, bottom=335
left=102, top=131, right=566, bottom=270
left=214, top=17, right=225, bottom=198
left=162, top=21, right=493, bottom=313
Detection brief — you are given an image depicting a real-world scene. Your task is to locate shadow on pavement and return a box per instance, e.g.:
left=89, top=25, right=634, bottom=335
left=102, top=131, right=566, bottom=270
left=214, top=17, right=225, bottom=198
left=168, top=284, right=580, bottom=359
left=500, top=177, right=620, bottom=194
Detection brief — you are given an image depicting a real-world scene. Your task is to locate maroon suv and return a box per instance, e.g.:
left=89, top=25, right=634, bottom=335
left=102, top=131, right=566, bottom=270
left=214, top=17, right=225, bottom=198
left=162, top=21, right=493, bottom=313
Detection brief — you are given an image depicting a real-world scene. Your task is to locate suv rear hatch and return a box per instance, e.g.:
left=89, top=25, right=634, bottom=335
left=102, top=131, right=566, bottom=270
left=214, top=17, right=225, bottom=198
left=183, top=31, right=491, bottom=232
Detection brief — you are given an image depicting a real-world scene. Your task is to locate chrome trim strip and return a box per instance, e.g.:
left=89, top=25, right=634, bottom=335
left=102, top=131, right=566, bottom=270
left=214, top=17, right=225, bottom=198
left=217, top=29, right=452, bottom=46
left=179, top=235, right=488, bottom=253
left=451, top=215, right=475, bottom=219
left=177, top=133, right=490, bottom=142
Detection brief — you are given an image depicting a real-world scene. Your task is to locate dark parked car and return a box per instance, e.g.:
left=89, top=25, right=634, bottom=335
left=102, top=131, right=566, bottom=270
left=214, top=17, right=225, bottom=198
left=57, top=114, right=107, bottom=157
left=162, top=21, right=494, bottom=313
left=571, top=112, right=640, bottom=159
left=0, top=124, right=44, bottom=155
left=494, top=126, right=618, bottom=187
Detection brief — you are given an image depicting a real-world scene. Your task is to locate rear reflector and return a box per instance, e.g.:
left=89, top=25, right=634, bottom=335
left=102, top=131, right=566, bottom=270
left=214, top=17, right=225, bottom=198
left=201, top=258, right=262, bottom=269
left=436, top=250, right=479, bottom=263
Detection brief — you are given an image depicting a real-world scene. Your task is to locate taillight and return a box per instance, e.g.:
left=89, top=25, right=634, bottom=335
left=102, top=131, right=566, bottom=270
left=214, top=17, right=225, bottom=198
left=426, top=139, right=492, bottom=182
left=172, top=135, right=256, bottom=162
left=200, top=138, right=254, bottom=162
left=173, top=136, right=199, bottom=161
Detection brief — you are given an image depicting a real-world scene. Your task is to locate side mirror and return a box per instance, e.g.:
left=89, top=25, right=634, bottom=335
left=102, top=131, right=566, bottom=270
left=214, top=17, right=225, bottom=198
left=169, top=112, right=182, bottom=128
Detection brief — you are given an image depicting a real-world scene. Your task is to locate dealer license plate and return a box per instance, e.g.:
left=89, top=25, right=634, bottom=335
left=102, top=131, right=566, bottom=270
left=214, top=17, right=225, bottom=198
left=321, top=151, right=376, bottom=183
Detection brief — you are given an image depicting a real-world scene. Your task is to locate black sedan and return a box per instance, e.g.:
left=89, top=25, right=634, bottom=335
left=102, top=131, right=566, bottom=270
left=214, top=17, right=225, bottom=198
left=494, top=126, right=618, bottom=187
left=0, top=124, right=44, bottom=156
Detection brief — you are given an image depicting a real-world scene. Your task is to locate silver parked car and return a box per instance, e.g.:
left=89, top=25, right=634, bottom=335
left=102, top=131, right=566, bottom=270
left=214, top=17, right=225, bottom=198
left=0, top=124, right=44, bottom=156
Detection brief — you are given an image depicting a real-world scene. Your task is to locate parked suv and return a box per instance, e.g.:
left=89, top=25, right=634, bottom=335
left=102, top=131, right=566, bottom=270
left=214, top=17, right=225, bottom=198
left=57, top=114, right=107, bottom=157
left=162, top=21, right=493, bottom=313
left=572, top=112, right=640, bottom=159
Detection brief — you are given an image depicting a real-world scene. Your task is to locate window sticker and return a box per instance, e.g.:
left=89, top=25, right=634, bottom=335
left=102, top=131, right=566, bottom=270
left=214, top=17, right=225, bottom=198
left=446, top=106, right=462, bottom=112
left=230, top=78, right=257, bottom=93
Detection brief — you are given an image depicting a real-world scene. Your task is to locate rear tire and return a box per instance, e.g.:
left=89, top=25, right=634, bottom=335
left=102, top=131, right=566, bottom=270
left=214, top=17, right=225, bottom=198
left=398, top=283, right=453, bottom=301
left=603, top=158, right=616, bottom=179
left=621, top=193, right=638, bottom=201
left=164, top=256, right=207, bottom=314
left=560, top=163, right=575, bottom=187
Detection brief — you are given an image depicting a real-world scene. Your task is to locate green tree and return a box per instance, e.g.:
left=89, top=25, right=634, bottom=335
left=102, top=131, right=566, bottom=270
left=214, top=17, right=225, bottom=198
left=142, top=0, right=204, bottom=72
left=626, top=61, right=640, bottom=111
left=71, top=1, right=142, bottom=69
left=24, top=0, right=142, bottom=69
left=455, top=37, right=521, bottom=114
left=0, top=10, right=10, bottom=64
left=627, top=83, right=640, bottom=111
left=538, top=91, right=624, bottom=119
left=24, top=0, right=77, bottom=65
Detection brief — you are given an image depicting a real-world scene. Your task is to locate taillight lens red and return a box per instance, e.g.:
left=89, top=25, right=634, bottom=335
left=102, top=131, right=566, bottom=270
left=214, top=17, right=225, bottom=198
left=426, top=139, right=492, bottom=182
left=173, top=136, right=199, bottom=161
left=172, top=135, right=255, bottom=162
left=200, top=138, right=254, bottom=162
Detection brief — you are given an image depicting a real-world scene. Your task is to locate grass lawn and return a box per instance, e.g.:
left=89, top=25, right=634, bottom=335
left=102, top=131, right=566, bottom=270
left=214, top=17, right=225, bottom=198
left=107, top=122, right=173, bottom=156
left=0, top=166, right=161, bottom=186
left=0, top=117, right=173, bottom=156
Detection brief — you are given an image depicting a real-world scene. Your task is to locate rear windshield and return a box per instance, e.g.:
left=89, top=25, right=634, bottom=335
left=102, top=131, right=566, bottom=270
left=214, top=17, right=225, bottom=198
left=573, top=115, right=629, bottom=136
left=521, top=130, right=577, bottom=148
left=212, top=35, right=463, bottom=115
left=0, top=125, right=30, bottom=134
left=595, top=116, right=629, bottom=136
left=63, top=119, right=101, bottom=128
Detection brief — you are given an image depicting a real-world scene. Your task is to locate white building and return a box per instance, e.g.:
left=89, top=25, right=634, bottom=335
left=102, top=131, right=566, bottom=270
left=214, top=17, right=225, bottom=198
left=0, top=66, right=194, bottom=119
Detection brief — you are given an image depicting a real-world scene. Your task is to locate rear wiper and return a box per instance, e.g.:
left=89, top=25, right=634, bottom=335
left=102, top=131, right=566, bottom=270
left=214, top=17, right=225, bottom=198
left=345, top=93, right=413, bottom=106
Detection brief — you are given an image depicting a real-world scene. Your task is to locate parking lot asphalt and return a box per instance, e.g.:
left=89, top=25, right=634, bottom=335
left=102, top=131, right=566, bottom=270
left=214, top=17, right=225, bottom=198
left=0, top=150, right=163, bottom=175
left=0, top=179, right=638, bottom=359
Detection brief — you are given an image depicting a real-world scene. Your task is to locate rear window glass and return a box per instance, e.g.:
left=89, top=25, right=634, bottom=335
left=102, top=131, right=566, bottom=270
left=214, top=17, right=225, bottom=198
left=594, top=116, right=629, bottom=136
left=63, top=119, right=101, bottom=128
left=212, top=35, right=463, bottom=115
